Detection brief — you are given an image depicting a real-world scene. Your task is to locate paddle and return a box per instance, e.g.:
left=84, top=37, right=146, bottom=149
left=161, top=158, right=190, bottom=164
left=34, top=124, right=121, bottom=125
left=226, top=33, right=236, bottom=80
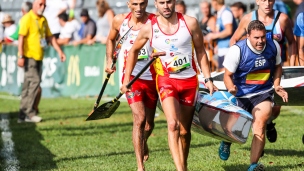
left=86, top=51, right=166, bottom=121
left=88, top=26, right=133, bottom=116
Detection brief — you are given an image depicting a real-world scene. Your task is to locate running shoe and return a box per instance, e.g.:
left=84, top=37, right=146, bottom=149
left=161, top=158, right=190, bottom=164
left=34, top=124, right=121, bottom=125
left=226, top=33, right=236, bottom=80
left=218, top=141, right=231, bottom=160
left=247, top=163, right=265, bottom=171
left=266, top=121, right=277, bottom=143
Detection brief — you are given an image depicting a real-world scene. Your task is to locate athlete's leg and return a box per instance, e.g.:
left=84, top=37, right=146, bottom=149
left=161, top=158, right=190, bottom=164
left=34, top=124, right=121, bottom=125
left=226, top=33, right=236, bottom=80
left=179, top=104, right=195, bottom=169
left=130, top=101, right=147, bottom=171
left=266, top=105, right=280, bottom=142
left=143, top=106, right=156, bottom=162
left=161, top=97, right=184, bottom=171
left=250, top=100, right=272, bottom=164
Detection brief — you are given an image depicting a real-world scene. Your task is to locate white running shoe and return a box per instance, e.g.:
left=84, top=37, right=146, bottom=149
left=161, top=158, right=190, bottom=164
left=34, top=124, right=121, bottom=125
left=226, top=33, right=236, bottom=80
left=25, top=116, right=42, bottom=123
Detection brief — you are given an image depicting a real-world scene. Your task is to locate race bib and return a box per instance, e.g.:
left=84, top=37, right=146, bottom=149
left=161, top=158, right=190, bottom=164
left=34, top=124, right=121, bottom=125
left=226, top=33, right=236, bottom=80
left=165, top=54, right=190, bottom=73
left=40, top=38, right=47, bottom=48
left=137, top=47, right=148, bottom=61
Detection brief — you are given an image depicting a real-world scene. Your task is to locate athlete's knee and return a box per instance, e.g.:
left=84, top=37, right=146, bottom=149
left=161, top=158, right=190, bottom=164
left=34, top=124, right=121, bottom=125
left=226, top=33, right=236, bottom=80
left=179, top=128, right=190, bottom=137
left=271, top=105, right=281, bottom=119
left=133, top=115, right=146, bottom=129
left=252, top=120, right=266, bottom=136
left=167, top=120, right=180, bottom=132
left=145, top=122, right=155, bottom=132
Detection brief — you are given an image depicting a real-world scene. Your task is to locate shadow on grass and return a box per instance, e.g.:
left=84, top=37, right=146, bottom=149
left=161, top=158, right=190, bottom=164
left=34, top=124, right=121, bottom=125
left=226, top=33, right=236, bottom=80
left=42, top=107, right=131, bottom=121
left=263, top=148, right=304, bottom=157
left=38, top=120, right=169, bottom=136
left=8, top=112, right=57, bottom=171
left=223, top=163, right=304, bottom=171
left=56, top=141, right=214, bottom=162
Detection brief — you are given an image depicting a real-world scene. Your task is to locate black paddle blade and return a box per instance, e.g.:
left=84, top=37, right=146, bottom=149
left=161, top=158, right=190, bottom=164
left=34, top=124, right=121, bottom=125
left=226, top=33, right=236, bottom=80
left=86, top=101, right=121, bottom=121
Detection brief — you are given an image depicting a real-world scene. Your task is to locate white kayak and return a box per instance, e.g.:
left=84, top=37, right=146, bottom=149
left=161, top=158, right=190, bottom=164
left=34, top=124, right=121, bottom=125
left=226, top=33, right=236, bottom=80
left=198, top=66, right=304, bottom=106
left=192, top=91, right=253, bottom=144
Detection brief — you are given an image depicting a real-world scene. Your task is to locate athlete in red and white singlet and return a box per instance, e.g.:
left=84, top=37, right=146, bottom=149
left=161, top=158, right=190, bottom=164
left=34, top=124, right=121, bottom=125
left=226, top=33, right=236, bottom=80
left=119, top=12, right=155, bottom=81
left=151, top=12, right=198, bottom=106
left=121, top=0, right=217, bottom=170
left=105, top=1, right=158, bottom=170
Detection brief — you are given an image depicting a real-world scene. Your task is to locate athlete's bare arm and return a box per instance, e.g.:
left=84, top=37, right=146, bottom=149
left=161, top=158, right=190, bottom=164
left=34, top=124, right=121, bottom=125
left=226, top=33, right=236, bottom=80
left=224, top=69, right=237, bottom=95
left=273, top=64, right=288, bottom=102
left=278, top=13, right=298, bottom=66
left=121, top=23, right=151, bottom=92
left=105, top=13, right=128, bottom=74
left=229, top=13, right=251, bottom=46
left=184, top=15, right=216, bottom=94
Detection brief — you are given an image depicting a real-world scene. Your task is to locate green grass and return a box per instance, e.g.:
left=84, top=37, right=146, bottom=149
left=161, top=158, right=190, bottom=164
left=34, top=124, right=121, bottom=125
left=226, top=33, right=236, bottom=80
left=0, top=92, right=303, bottom=171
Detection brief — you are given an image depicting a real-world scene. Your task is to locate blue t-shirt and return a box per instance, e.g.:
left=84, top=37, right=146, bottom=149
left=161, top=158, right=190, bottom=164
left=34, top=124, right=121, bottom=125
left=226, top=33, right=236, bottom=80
left=273, top=0, right=290, bottom=17
left=294, top=12, right=304, bottom=37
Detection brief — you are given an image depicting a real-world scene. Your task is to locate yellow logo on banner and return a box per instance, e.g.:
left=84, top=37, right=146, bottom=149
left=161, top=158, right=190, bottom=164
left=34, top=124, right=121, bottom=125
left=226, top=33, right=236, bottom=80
left=67, top=55, right=80, bottom=86
left=103, top=54, right=115, bottom=86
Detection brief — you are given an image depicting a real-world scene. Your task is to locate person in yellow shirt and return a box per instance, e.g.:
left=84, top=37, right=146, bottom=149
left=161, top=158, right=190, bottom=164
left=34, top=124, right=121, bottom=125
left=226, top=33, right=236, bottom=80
left=17, top=0, right=66, bottom=123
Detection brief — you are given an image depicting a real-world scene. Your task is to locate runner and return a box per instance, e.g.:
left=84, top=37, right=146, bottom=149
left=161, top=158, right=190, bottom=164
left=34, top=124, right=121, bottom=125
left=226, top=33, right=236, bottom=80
left=229, top=0, right=297, bottom=143
left=120, top=0, right=216, bottom=170
left=221, top=20, right=288, bottom=170
left=105, top=0, right=156, bottom=170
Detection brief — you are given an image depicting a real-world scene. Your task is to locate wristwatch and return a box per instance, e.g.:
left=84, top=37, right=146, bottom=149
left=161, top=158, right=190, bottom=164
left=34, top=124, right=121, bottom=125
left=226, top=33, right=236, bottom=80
left=18, top=55, right=23, bottom=59
left=205, top=77, right=213, bottom=83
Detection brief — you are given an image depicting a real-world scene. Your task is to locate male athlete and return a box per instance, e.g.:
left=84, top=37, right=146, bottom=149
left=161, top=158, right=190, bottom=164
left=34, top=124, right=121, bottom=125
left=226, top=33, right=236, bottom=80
left=222, top=20, right=288, bottom=170
left=229, top=0, right=297, bottom=143
left=121, top=0, right=216, bottom=170
left=105, top=0, right=157, bottom=170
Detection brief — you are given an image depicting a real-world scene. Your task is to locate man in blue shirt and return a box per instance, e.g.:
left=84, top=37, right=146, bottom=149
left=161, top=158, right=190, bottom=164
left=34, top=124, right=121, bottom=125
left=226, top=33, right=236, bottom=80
left=220, top=20, right=288, bottom=171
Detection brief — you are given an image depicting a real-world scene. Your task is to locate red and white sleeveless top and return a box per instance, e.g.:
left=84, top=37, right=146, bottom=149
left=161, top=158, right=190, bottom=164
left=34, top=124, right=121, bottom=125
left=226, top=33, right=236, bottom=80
left=118, top=13, right=155, bottom=80
left=150, top=13, right=197, bottom=79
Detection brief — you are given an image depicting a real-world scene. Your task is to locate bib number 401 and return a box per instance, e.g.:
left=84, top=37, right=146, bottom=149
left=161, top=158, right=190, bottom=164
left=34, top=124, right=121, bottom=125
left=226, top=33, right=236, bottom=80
left=173, top=57, right=188, bottom=66
left=165, top=55, right=190, bottom=74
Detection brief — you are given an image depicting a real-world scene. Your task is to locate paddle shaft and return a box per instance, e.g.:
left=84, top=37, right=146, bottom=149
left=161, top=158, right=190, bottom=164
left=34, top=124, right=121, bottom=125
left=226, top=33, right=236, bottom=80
left=112, top=56, right=159, bottom=103
left=93, top=26, right=133, bottom=110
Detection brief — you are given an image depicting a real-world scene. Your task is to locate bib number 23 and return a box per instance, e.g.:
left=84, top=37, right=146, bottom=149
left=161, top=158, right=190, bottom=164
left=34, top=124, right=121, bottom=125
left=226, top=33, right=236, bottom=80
left=138, top=48, right=148, bottom=61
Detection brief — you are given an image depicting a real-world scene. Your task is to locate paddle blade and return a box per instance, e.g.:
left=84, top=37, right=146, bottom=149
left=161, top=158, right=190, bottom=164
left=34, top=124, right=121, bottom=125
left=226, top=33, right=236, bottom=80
left=86, top=101, right=121, bottom=121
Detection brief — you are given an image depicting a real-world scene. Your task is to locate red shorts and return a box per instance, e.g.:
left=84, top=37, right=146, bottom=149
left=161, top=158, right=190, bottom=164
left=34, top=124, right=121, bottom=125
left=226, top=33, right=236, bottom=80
left=122, top=75, right=158, bottom=109
left=156, top=75, right=198, bottom=106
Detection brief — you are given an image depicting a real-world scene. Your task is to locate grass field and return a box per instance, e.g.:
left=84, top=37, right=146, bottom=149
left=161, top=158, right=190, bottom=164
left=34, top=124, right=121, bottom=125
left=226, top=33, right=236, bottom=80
left=0, top=92, right=303, bottom=171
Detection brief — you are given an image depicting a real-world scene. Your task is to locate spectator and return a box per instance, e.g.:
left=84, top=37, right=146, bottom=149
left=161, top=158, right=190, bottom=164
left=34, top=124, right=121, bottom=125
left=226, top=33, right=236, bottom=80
left=17, top=0, right=66, bottom=123
left=9, top=1, right=43, bottom=113
left=273, top=0, right=291, bottom=18
left=199, top=0, right=217, bottom=70
left=9, top=1, right=33, bottom=43
left=89, top=0, right=114, bottom=44
left=2, top=14, right=17, bottom=44
left=73, top=8, right=96, bottom=46
left=293, top=0, right=304, bottom=65
left=0, top=5, right=5, bottom=42
left=230, top=2, right=246, bottom=24
left=43, top=0, right=68, bottom=38
left=175, top=0, right=197, bottom=18
left=199, top=1, right=216, bottom=34
left=57, top=12, right=81, bottom=45
left=208, top=0, right=237, bottom=72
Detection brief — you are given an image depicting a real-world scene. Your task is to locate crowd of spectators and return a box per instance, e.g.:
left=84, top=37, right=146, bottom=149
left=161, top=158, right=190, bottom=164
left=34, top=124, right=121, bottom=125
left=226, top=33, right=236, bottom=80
left=0, top=0, right=303, bottom=71
left=0, top=0, right=114, bottom=46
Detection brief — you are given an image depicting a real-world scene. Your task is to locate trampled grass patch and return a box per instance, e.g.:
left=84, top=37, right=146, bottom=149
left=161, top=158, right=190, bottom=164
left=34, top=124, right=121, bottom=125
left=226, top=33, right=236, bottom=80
left=0, top=93, right=303, bottom=171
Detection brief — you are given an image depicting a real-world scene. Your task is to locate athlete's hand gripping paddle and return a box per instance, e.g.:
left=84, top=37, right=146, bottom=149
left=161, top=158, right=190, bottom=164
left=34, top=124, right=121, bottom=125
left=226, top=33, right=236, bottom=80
left=86, top=52, right=166, bottom=121
left=88, top=26, right=133, bottom=116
